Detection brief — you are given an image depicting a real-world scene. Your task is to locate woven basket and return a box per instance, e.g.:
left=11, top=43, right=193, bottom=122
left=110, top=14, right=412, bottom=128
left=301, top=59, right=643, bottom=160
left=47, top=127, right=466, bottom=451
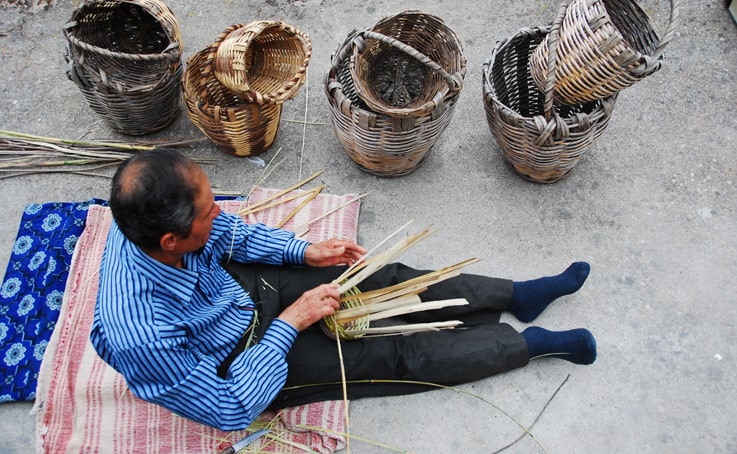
left=320, top=286, right=368, bottom=340
left=349, top=10, right=465, bottom=118
left=182, top=25, right=284, bottom=157
left=529, top=0, right=680, bottom=105
left=63, top=0, right=183, bottom=135
left=325, top=30, right=462, bottom=177
left=482, top=5, right=617, bottom=184
left=213, top=21, right=312, bottom=104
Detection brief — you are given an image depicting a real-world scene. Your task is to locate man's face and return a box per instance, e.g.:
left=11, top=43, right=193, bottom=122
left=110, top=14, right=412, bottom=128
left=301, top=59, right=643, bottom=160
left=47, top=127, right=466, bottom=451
left=176, top=168, right=221, bottom=253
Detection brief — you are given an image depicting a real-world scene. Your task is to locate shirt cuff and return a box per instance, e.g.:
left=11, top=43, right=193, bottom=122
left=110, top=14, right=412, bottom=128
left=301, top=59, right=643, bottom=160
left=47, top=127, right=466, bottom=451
left=283, top=238, right=310, bottom=264
left=259, top=319, right=298, bottom=357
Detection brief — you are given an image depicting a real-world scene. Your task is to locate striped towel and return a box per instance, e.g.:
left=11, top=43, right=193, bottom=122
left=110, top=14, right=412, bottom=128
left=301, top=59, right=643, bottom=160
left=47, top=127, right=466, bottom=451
left=34, top=188, right=361, bottom=453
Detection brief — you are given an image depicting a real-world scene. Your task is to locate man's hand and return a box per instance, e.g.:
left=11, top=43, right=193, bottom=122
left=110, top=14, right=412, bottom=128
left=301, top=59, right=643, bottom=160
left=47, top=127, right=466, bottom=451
left=278, top=283, right=341, bottom=331
left=304, top=238, right=366, bottom=267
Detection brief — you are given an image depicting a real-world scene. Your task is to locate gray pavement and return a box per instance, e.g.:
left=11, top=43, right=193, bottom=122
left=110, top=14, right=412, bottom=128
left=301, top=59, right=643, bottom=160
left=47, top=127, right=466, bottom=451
left=1, top=0, right=736, bottom=452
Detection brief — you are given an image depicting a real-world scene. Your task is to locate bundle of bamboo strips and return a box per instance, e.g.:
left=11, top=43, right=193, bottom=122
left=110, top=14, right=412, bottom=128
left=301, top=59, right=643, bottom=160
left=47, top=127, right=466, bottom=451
left=321, top=221, right=480, bottom=340
left=0, top=129, right=210, bottom=180
left=236, top=168, right=368, bottom=237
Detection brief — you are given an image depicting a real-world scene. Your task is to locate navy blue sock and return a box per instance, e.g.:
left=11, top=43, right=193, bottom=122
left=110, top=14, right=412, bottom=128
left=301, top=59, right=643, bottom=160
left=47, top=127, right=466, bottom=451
left=509, top=262, right=590, bottom=322
left=521, top=326, right=597, bottom=365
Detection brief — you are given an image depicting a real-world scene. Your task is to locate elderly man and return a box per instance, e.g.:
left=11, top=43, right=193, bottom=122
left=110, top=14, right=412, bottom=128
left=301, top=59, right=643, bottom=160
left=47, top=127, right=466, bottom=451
left=91, top=149, right=596, bottom=431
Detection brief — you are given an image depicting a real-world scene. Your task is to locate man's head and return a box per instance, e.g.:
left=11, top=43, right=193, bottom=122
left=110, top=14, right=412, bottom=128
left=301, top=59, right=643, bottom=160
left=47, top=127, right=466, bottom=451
left=110, top=149, right=206, bottom=251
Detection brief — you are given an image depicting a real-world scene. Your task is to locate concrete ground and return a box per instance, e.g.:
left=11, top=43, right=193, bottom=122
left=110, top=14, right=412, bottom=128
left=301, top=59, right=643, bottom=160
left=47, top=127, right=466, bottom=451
left=1, top=0, right=736, bottom=452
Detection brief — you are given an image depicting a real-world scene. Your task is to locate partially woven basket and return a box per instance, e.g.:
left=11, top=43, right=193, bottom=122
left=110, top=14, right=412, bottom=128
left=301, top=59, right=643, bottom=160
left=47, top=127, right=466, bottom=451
left=349, top=10, right=465, bottom=118
left=482, top=5, right=617, bottom=183
left=529, top=0, right=680, bottom=105
left=213, top=20, right=312, bottom=104
left=63, top=0, right=183, bottom=135
left=182, top=25, right=284, bottom=157
left=320, top=286, right=368, bottom=340
left=325, top=29, right=463, bottom=177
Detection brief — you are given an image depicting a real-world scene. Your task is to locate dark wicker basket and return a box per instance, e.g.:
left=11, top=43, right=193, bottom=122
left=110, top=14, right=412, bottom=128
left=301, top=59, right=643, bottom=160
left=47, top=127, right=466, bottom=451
left=529, top=0, right=679, bottom=105
left=63, top=0, right=183, bottom=135
left=349, top=10, right=465, bottom=118
left=482, top=6, right=617, bottom=183
left=325, top=29, right=462, bottom=177
left=182, top=25, right=284, bottom=157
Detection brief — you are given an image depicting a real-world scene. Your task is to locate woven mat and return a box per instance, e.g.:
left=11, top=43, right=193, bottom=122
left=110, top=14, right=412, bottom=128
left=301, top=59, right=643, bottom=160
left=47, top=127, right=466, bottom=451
left=34, top=188, right=361, bottom=453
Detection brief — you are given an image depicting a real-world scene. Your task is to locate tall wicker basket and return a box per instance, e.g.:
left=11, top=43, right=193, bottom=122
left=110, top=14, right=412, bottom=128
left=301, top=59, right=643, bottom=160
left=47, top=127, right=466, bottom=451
left=529, top=0, right=680, bottom=105
left=183, top=23, right=311, bottom=157
left=482, top=6, right=617, bottom=183
left=325, top=30, right=462, bottom=177
left=325, top=11, right=466, bottom=177
left=63, top=0, right=183, bottom=136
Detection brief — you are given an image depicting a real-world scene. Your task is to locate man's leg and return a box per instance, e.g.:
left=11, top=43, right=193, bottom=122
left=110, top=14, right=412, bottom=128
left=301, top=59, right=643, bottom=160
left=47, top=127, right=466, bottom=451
left=270, top=320, right=529, bottom=409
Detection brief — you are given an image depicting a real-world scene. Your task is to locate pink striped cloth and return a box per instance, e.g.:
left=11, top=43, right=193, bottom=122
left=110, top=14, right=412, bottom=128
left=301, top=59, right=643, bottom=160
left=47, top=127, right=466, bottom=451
left=34, top=188, right=361, bottom=453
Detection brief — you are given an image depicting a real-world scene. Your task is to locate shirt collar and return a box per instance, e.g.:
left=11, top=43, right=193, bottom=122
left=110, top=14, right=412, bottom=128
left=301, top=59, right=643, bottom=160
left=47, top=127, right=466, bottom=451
left=121, top=232, right=200, bottom=304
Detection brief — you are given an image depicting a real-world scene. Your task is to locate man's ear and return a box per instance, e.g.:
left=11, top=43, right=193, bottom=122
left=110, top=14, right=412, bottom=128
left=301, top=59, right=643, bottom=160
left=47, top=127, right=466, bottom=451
left=160, top=232, right=178, bottom=252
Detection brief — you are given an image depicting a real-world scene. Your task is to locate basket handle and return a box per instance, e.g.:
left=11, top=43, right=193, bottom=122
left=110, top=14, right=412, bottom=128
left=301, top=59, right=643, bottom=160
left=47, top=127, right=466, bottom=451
left=631, top=0, right=680, bottom=76
left=542, top=3, right=569, bottom=121
left=63, top=21, right=181, bottom=63
left=356, top=30, right=464, bottom=93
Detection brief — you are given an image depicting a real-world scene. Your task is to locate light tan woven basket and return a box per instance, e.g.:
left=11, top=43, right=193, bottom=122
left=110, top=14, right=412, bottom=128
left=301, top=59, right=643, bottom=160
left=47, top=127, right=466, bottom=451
left=349, top=10, right=465, bottom=118
left=63, top=0, right=183, bottom=135
left=482, top=5, right=617, bottom=183
left=324, top=29, right=463, bottom=177
left=529, top=0, right=680, bottom=105
left=182, top=25, right=283, bottom=157
left=213, top=21, right=312, bottom=104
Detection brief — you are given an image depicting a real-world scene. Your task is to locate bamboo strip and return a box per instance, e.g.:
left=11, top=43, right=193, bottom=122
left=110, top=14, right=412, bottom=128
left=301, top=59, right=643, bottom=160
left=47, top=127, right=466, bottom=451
left=366, top=298, right=468, bottom=322
left=291, top=192, right=368, bottom=233
left=238, top=170, right=323, bottom=216
left=358, top=258, right=479, bottom=300
left=333, top=219, right=415, bottom=284
left=275, top=185, right=324, bottom=228
left=239, top=187, right=318, bottom=217
left=334, top=295, right=421, bottom=322
left=335, top=226, right=435, bottom=293
left=347, top=320, right=463, bottom=336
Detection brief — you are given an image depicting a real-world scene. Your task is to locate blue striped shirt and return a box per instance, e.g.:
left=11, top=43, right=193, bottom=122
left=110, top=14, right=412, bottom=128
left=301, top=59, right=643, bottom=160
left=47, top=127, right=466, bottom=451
left=90, top=211, right=310, bottom=430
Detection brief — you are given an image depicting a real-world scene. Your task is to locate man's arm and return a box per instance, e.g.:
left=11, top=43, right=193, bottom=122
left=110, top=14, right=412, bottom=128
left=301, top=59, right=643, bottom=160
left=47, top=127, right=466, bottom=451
left=113, top=325, right=295, bottom=431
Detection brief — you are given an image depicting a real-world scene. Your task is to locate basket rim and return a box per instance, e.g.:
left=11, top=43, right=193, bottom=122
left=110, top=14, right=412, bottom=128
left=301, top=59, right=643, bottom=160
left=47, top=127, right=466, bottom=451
left=347, top=11, right=467, bottom=118
left=212, top=21, right=313, bottom=105
left=183, top=45, right=273, bottom=115
left=63, top=0, right=182, bottom=62
left=481, top=24, right=617, bottom=128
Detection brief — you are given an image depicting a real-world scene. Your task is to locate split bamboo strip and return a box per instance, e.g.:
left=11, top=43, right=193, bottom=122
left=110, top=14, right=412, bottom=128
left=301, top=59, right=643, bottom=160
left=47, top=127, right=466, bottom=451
left=355, top=258, right=479, bottom=302
left=241, top=186, right=321, bottom=217
left=347, top=320, right=463, bottom=337
left=366, top=299, right=468, bottom=323
left=334, top=295, right=421, bottom=322
left=238, top=170, right=323, bottom=216
left=275, top=185, right=324, bottom=228
left=333, top=219, right=416, bottom=284
left=333, top=324, right=351, bottom=454
left=335, top=225, right=435, bottom=293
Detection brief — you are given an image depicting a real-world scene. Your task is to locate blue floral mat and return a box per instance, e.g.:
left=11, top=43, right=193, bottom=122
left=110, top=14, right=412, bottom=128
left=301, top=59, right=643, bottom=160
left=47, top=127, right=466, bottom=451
left=0, top=199, right=107, bottom=402
left=0, top=196, right=241, bottom=403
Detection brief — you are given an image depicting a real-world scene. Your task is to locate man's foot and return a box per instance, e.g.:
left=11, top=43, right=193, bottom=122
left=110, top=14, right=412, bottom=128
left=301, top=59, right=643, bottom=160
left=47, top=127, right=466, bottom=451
left=509, top=262, right=591, bottom=322
left=521, top=326, right=597, bottom=365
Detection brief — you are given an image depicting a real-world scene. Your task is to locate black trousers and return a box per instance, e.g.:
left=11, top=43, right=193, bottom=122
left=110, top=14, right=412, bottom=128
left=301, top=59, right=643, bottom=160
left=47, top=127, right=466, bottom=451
left=222, top=262, right=529, bottom=410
